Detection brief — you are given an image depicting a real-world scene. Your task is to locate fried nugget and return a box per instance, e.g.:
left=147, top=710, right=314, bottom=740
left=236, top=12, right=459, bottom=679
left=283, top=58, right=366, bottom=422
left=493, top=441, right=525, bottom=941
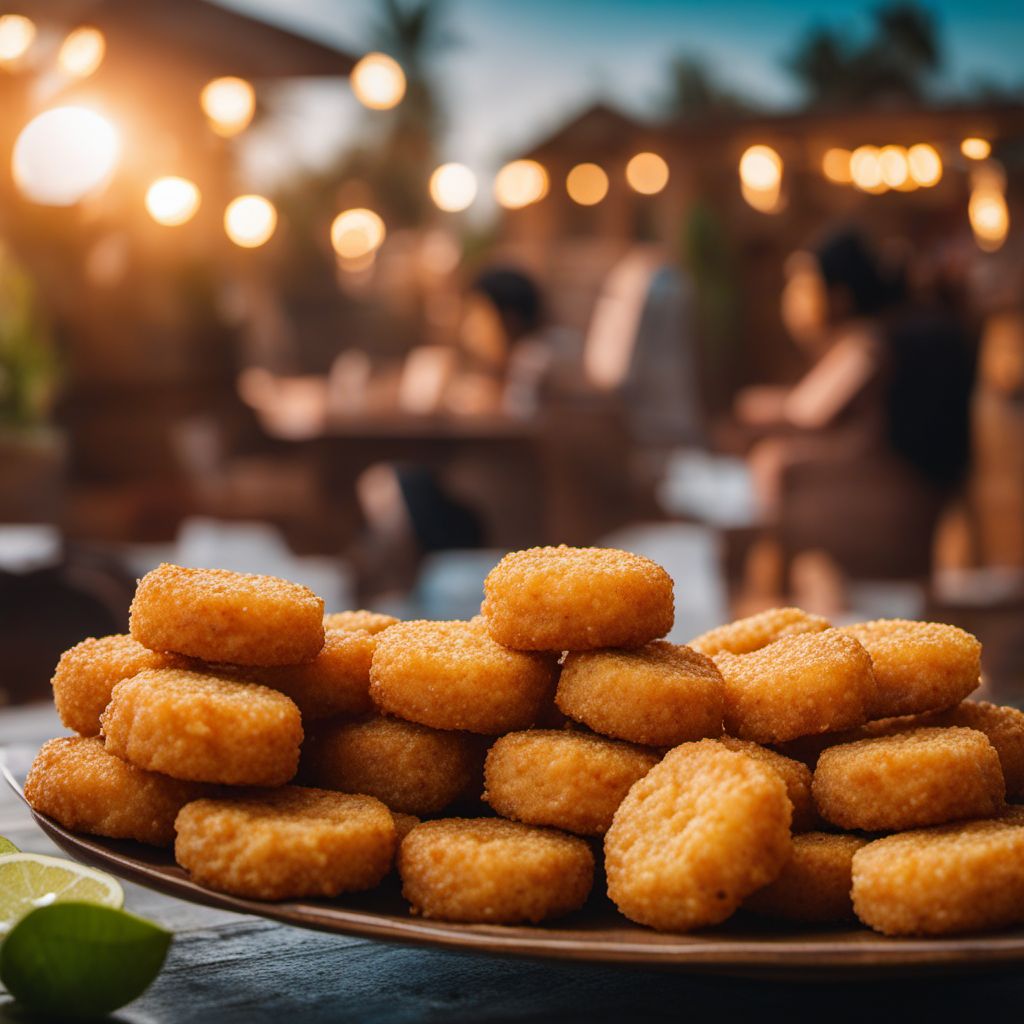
left=174, top=787, right=395, bottom=900
left=247, top=628, right=375, bottom=720
left=398, top=818, right=594, bottom=923
left=300, top=715, right=483, bottom=815
left=323, top=610, right=398, bottom=635
left=744, top=832, right=868, bottom=923
left=839, top=618, right=980, bottom=718
left=604, top=740, right=792, bottom=931
left=391, top=811, right=420, bottom=844
left=813, top=727, right=1005, bottom=831
left=714, top=631, right=876, bottom=744
left=130, top=563, right=324, bottom=666
left=556, top=642, right=723, bottom=747
left=852, top=816, right=1024, bottom=935
left=51, top=634, right=181, bottom=737
left=689, top=607, right=830, bottom=657
left=24, top=736, right=207, bottom=846
left=717, top=737, right=818, bottom=832
left=101, top=667, right=303, bottom=786
left=370, top=620, right=555, bottom=734
left=481, top=546, right=674, bottom=651
left=483, top=730, right=660, bottom=836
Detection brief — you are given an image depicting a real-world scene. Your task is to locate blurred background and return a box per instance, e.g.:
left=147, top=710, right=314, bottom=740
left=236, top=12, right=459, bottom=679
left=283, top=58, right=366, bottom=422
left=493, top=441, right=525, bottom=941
left=2, top=0, right=1023, bottom=704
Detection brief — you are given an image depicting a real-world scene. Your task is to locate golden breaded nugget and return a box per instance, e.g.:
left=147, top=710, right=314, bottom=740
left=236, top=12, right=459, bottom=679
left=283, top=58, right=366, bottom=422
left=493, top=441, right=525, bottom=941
left=24, top=736, right=207, bottom=847
left=715, top=631, right=876, bottom=744
left=323, top=610, right=398, bottom=635
left=101, top=667, right=303, bottom=786
left=398, top=818, right=594, bottom=923
left=744, top=832, right=868, bottom=923
left=51, top=634, right=181, bottom=737
left=839, top=618, right=980, bottom=718
left=556, top=642, right=723, bottom=747
left=130, top=563, right=324, bottom=666
left=689, top=607, right=830, bottom=657
left=852, top=816, right=1024, bottom=935
left=300, top=715, right=483, bottom=815
left=370, top=620, right=555, bottom=734
left=482, top=546, right=674, bottom=651
left=247, top=629, right=375, bottom=720
left=483, top=730, right=660, bottom=836
left=391, top=811, right=420, bottom=844
left=604, top=740, right=792, bottom=931
left=813, top=727, right=1005, bottom=831
left=717, top=737, right=818, bottom=832
left=174, top=787, right=394, bottom=900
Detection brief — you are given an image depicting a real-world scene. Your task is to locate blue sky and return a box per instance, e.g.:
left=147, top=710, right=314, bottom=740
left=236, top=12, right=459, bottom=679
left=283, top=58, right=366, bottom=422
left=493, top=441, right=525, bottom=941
left=219, top=0, right=1024, bottom=190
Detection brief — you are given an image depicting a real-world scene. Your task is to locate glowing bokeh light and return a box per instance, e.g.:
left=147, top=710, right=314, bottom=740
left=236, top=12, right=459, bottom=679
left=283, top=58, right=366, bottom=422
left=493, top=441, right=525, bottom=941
left=566, top=162, right=608, bottom=206
left=429, top=163, right=477, bottom=212
left=822, top=148, right=852, bottom=184
left=330, top=208, right=386, bottom=259
left=224, top=195, right=277, bottom=248
left=961, top=137, right=992, bottom=161
left=0, top=14, right=35, bottom=64
left=907, top=143, right=942, bottom=187
left=878, top=145, right=909, bottom=189
left=12, top=106, right=119, bottom=206
left=493, top=159, right=548, bottom=209
left=969, top=188, right=1009, bottom=252
left=145, top=176, right=201, bottom=226
left=738, top=145, right=782, bottom=191
left=625, top=152, right=669, bottom=194
left=350, top=52, right=406, bottom=110
left=850, top=145, right=885, bottom=193
left=58, top=26, right=105, bottom=78
left=201, top=77, right=256, bottom=137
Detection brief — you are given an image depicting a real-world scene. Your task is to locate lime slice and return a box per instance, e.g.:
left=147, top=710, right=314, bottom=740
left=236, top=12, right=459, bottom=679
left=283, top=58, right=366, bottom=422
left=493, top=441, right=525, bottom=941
left=0, top=853, right=124, bottom=933
left=0, top=835, right=18, bottom=855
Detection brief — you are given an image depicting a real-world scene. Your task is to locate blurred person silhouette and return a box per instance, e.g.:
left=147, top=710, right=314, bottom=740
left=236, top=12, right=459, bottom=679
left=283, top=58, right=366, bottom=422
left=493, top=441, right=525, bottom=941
left=735, top=228, right=976, bottom=611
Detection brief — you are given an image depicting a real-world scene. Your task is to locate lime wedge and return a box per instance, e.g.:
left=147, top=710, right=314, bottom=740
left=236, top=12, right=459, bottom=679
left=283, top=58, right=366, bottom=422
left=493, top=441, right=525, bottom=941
left=0, top=853, right=123, bottom=933
left=0, top=835, right=18, bottom=855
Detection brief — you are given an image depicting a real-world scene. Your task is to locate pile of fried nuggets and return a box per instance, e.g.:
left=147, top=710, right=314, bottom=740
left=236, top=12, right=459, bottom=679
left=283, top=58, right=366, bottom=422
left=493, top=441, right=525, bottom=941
left=23, top=547, right=1024, bottom=938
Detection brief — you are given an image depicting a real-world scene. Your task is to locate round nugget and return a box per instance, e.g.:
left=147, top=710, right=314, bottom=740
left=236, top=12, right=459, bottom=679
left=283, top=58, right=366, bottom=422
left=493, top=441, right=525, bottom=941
left=51, top=634, right=181, bottom=737
left=839, top=619, right=980, bottom=718
left=24, top=736, right=207, bottom=846
left=689, top=607, right=830, bottom=657
left=481, top=546, right=674, bottom=651
left=370, top=620, right=555, bottom=734
left=391, top=811, right=420, bottom=843
left=248, top=629, right=375, bottom=720
left=101, top=667, right=303, bottom=786
left=130, top=562, right=324, bottom=666
left=852, top=816, right=1024, bottom=935
left=813, top=727, right=1005, bottom=831
left=714, top=631, right=876, bottom=744
left=556, top=642, right=723, bottom=746
left=323, top=609, right=398, bottom=635
left=300, top=715, right=483, bottom=815
left=174, top=787, right=395, bottom=900
left=604, top=739, right=792, bottom=931
left=744, top=832, right=868, bottom=923
left=483, top=730, right=660, bottom=836
left=398, top=818, right=594, bottom=923
left=717, top=737, right=818, bottom=832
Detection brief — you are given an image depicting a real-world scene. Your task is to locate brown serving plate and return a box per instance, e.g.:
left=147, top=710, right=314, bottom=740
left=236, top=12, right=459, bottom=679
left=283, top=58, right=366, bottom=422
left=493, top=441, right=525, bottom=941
left=6, top=765, right=1024, bottom=979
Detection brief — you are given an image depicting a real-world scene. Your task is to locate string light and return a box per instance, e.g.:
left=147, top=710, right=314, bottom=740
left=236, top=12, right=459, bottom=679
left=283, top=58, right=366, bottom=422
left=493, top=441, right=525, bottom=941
left=907, top=143, right=942, bottom=188
left=961, top=137, right=991, bottom=161
left=201, top=77, right=256, bottom=137
left=429, top=163, right=477, bottom=212
left=350, top=52, right=406, bottom=110
left=566, top=162, right=608, bottom=205
left=969, top=188, right=1009, bottom=252
left=493, top=160, right=548, bottom=209
left=0, top=14, right=35, bottom=65
left=822, top=148, right=852, bottom=184
left=58, top=26, right=105, bottom=79
left=146, top=176, right=201, bottom=226
left=330, top=208, right=386, bottom=259
left=739, top=145, right=783, bottom=213
left=878, top=145, right=909, bottom=190
left=224, top=195, right=277, bottom=248
left=625, top=152, right=669, bottom=194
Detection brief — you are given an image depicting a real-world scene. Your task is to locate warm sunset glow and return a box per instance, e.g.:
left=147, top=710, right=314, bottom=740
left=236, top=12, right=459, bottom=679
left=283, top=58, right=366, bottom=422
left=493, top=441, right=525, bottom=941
left=201, top=77, right=256, bottom=137
left=625, top=152, right=669, bottom=194
left=429, top=163, right=477, bottom=212
left=224, top=195, right=277, bottom=247
left=878, top=145, right=909, bottom=189
left=850, top=145, right=885, bottom=193
left=330, top=208, right=386, bottom=259
left=907, top=143, right=942, bottom=187
left=58, top=26, right=105, bottom=78
left=969, top=188, right=1009, bottom=252
left=0, top=14, right=35, bottom=65
left=738, top=145, right=782, bottom=191
left=145, top=176, right=201, bottom=226
left=961, top=137, right=992, bottom=161
left=350, top=52, right=406, bottom=110
left=566, top=162, right=608, bottom=205
left=493, top=159, right=549, bottom=209
left=12, top=106, right=119, bottom=206
left=822, top=148, right=852, bottom=184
